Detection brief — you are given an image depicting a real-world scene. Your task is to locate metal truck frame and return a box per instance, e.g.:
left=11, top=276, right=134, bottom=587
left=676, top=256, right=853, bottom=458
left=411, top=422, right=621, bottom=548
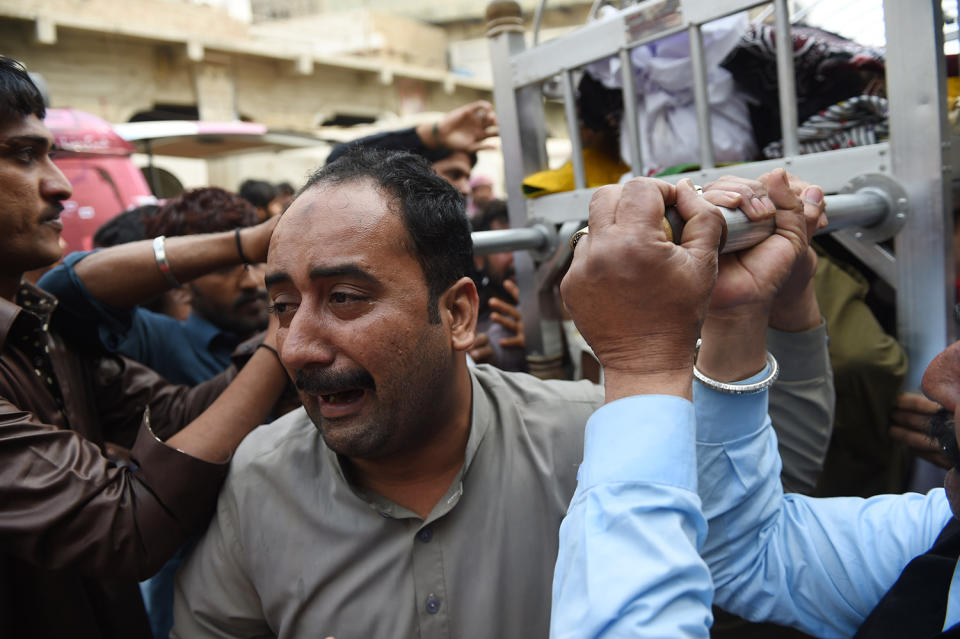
left=472, top=0, right=954, bottom=387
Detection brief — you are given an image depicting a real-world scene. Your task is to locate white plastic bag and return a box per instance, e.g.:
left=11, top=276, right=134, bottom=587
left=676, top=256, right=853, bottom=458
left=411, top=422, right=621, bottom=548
left=587, top=12, right=756, bottom=175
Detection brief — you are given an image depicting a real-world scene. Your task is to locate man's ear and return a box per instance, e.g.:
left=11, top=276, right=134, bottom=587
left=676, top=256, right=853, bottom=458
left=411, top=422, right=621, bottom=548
left=439, top=276, right=479, bottom=351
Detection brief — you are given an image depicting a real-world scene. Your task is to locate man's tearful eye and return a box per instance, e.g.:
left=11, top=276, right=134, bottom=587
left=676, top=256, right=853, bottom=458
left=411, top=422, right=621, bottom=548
left=267, top=302, right=296, bottom=315
left=330, top=291, right=369, bottom=305
left=928, top=409, right=960, bottom=471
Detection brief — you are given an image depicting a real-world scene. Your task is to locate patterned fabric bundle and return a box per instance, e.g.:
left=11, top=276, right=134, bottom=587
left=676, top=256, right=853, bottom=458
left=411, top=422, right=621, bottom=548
left=763, top=94, right=888, bottom=159
left=722, top=23, right=886, bottom=151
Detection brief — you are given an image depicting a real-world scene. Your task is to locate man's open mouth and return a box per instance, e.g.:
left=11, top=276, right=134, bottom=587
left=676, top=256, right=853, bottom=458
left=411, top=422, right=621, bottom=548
left=296, top=367, right=375, bottom=417
left=319, top=388, right=366, bottom=405
left=40, top=205, right=64, bottom=224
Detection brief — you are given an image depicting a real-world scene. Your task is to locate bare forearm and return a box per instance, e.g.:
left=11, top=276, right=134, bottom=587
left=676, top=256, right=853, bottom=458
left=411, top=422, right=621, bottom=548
left=698, top=286, right=820, bottom=385
left=166, top=347, right=288, bottom=462
left=75, top=232, right=237, bottom=306
left=74, top=221, right=275, bottom=308
left=698, top=311, right=769, bottom=383
left=768, top=279, right=822, bottom=333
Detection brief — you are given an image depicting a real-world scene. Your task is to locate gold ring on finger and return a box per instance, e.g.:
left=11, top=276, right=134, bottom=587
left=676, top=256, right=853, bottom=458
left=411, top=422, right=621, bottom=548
left=569, top=227, right=589, bottom=251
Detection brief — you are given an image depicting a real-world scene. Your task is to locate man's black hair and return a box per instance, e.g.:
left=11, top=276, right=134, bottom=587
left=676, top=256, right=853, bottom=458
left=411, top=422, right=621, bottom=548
left=144, top=187, right=257, bottom=239
left=301, top=148, right=474, bottom=324
left=0, top=56, right=47, bottom=123
left=93, top=204, right=158, bottom=247
left=578, top=71, right=623, bottom=135
left=239, top=179, right=278, bottom=210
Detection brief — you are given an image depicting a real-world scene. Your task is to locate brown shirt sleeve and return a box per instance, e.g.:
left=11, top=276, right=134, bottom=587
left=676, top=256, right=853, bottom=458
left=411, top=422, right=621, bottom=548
left=0, top=397, right=229, bottom=580
left=91, top=353, right=235, bottom=444
left=0, top=348, right=235, bottom=581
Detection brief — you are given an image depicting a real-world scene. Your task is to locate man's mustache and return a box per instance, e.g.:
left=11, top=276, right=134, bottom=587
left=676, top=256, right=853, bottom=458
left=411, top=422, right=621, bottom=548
left=42, top=203, right=64, bottom=221
left=929, top=408, right=960, bottom=470
left=295, top=367, right=375, bottom=394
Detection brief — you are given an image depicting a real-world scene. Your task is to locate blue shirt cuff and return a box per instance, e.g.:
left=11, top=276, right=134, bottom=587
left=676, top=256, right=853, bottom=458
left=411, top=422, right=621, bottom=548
left=693, top=365, right=770, bottom=444
left=578, top=395, right=696, bottom=493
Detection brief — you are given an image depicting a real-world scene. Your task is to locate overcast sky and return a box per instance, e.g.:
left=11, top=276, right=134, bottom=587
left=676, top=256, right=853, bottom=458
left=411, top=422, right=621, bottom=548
left=799, top=0, right=958, bottom=53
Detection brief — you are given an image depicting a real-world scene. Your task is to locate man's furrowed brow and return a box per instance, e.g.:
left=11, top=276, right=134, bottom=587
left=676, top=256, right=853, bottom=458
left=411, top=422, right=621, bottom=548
left=264, top=271, right=292, bottom=289
left=309, top=264, right=381, bottom=286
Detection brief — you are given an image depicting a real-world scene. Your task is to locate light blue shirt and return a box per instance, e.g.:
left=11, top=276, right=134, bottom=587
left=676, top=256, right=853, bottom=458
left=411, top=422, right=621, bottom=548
left=551, top=394, right=713, bottom=638
left=552, top=375, right=957, bottom=638
left=697, top=380, right=955, bottom=637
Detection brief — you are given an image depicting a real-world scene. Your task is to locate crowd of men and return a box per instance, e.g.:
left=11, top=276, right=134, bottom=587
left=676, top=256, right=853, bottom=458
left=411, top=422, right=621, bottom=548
left=3, top=51, right=960, bottom=639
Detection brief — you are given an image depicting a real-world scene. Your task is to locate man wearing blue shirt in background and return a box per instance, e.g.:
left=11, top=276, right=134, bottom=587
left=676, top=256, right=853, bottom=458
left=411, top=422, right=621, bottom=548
left=553, top=167, right=960, bottom=638
left=39, top=188, right=279, bottom=638
left=41, top=187, right=272, bottom=385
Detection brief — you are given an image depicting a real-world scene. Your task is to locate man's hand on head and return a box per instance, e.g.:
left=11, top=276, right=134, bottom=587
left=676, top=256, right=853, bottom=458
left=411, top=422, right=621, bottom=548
left=560, top=177, right=725, bottom=402
left=239, top=215, right=281, bottom=264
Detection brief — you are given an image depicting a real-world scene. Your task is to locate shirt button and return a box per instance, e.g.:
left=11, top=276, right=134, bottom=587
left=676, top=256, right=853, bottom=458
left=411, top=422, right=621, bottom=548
left=425, top=595, right=441, bottom=614
left=417, top=527, right=433, bottom=543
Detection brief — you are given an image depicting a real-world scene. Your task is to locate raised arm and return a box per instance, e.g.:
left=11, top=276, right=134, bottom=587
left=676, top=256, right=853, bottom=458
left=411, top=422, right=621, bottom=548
left=0, top=317, right=288, bottom=581
left=552, top=177, right=726, bottom=638
left=698, top=171, right=834, bottom=494
left=65, top=216, right=277, bottom=309
left=693, top=172, right=952, bottom=637
left=415, top=100, right=498, bottom=154
left=326, top=101, right=498, bottom=165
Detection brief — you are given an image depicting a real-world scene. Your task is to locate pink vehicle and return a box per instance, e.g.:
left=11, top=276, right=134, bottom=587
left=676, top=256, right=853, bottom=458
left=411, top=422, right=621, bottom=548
left=44, top=108, right=156, bottom=254
left=44, top=109, right=323, bottom=255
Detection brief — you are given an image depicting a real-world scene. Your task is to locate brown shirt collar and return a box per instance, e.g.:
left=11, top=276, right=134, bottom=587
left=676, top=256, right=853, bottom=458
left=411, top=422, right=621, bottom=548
left=0, top=280, right=57, bottom=351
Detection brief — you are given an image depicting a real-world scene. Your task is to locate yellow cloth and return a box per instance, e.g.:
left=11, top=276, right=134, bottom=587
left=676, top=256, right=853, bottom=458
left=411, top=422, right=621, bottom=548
left=949, top=77, right=960, bottom=106
left=522, top=147, right=630, bottom=198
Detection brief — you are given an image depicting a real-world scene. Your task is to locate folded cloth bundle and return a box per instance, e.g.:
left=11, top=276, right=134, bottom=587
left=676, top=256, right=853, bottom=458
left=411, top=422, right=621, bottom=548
left=762, top=94, right=888, bottom=159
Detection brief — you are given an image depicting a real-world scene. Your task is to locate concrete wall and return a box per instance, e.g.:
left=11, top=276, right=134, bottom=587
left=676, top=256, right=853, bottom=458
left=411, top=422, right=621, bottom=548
left=252, top=0, right=592, bottom=25
left=1, top=21, right=192, bottom=123
left=1, top=14, right=490, bottom=192
left=251, top=10, right=449, bottom=69
left=2, top=17, right=488, bottom=129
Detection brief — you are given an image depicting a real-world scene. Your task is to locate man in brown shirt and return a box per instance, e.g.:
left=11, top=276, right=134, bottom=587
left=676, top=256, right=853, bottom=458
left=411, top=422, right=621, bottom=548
left=0, top=55, right=288, bottom=638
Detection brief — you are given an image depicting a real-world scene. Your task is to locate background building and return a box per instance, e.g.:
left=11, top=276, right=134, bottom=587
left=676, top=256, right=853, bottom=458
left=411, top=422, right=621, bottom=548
left=0, top=0, right=589, bottom=194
